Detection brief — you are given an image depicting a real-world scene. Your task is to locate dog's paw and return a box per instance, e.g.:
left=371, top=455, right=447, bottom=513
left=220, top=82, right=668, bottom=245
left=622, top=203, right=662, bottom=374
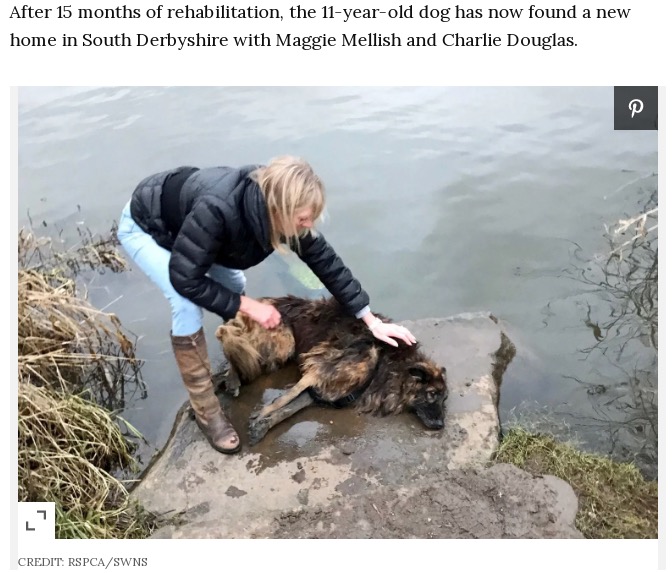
left=224, top=376, right=241, bottom=398
left=214, top=367, right=241, bottom=397
left=248, top=416, right=271, bottom=446
left=249, top=403, right=266, bottom=421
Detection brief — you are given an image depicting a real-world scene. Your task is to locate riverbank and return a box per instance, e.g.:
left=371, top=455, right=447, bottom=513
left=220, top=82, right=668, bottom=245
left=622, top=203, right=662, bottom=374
left=131, top=311, right=656, bottom=540
left=495, top=427, right=658, bottom=538
left=17, top=228, right=656, bottom=540
left=17, top=229, right=154, bottom=539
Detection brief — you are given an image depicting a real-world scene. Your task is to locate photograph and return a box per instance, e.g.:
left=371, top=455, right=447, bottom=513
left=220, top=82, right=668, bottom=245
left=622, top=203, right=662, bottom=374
left=16, top=86, right=657, bottom=542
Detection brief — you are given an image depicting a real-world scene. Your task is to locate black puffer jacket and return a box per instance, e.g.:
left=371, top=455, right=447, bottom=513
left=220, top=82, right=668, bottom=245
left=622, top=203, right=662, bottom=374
left=129, top=165, right=370, bottom=319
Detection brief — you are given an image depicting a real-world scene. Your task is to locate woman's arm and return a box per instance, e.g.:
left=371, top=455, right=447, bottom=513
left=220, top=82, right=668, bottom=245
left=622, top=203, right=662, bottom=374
left=294, top=231, right=370, bottom=314
left=169, top=200, right=242, bottom=319
left=295, top=233, right=416, bottom=347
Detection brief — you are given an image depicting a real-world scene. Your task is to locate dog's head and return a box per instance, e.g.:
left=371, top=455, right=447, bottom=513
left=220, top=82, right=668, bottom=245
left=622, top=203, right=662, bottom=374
left=403, top=362, right=448, bottom=430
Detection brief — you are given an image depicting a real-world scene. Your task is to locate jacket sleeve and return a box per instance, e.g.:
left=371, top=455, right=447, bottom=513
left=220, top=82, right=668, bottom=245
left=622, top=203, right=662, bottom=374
left=294, top=232, right=370, bottom=315
left=168, top=199, right=241, bottom=320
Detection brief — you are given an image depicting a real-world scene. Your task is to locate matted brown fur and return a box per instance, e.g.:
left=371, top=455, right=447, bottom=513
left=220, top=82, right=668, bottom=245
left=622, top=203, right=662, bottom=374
left=215, top=295, right=447, bottom=444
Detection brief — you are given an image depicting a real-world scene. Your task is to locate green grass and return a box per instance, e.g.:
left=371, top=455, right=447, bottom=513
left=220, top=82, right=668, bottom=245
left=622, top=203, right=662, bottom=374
left=494, top=427, right=657, bottom=539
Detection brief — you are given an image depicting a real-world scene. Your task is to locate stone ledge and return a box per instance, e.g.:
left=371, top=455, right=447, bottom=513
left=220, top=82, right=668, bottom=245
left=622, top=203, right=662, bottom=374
left=131, top=313, right=580, bottom=539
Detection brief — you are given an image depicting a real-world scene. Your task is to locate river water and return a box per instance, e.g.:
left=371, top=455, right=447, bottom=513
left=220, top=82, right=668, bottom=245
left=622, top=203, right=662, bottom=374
left=17, top=86, right=658, bottom=477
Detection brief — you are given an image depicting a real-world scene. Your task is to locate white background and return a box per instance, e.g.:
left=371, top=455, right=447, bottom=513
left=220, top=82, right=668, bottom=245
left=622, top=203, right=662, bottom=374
left=5, top=0, right=669, bottom=570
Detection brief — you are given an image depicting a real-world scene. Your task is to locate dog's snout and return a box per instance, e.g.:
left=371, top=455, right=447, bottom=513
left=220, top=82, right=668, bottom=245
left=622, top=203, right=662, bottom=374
left=414, top=404, right=445, bottom=430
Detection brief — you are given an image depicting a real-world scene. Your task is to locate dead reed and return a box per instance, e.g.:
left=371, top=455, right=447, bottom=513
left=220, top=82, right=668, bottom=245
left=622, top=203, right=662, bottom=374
left=18, top=226, right=154, bottom=539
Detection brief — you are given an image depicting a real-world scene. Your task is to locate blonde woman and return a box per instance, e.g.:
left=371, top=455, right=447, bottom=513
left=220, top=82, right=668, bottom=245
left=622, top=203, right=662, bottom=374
left=117, top=156, right=416, bottom=454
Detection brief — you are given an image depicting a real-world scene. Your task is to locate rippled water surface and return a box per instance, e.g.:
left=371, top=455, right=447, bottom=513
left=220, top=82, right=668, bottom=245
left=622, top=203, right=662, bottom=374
left=17, top=87, right=658, bottom=475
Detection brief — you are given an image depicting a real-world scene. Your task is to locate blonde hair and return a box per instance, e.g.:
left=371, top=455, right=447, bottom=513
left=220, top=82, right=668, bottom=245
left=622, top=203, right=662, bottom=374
left=251, top=155, right=325, bottom=252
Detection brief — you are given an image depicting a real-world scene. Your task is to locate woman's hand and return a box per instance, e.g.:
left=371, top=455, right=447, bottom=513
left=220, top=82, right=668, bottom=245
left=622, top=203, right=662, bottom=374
left=367, top=316, right=417, bottom=347
left=239, top=296, right=281, bottom=329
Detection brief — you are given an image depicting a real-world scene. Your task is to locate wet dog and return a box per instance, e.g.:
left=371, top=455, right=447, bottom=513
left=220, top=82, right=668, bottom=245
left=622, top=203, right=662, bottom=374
left=215, top=296, right=448, bottom=445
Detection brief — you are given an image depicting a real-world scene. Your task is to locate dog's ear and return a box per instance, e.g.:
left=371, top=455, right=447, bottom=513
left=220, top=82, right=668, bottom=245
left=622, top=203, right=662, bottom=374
left=409, top=366, right=430, bottom=383
left=215, top=325, right=226, bottom=342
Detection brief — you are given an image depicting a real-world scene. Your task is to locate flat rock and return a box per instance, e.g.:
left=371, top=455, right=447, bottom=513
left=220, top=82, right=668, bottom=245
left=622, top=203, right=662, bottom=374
left=131, top=312, right=582, bottom=539
left=252, top=463, right=582, bottom=539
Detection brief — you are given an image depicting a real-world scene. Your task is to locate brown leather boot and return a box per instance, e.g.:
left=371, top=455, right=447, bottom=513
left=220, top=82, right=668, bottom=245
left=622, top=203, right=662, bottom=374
left=171, top=328, right=241, bottom=454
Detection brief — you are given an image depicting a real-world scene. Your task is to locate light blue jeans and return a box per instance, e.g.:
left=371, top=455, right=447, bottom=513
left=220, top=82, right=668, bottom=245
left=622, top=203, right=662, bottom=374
left=117, top=201, right=246, bottom=336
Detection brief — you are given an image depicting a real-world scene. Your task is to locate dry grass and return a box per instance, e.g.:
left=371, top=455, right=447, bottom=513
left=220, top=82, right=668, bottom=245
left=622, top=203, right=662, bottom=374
left=18, top=228, right=144, bottom=408
left=19, top=268, right=136, bottom=388
left=494, top=427, right=657, bottom=539
left=18, top=227, right=154, bottom=539
left=18, top=382, right=152, bottom=538
left=18, top=224, right=128, bottom=276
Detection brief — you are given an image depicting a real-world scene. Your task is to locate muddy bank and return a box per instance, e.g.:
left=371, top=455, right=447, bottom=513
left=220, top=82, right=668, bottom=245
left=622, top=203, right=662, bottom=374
left=132, top=312, right=582, bottom=539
